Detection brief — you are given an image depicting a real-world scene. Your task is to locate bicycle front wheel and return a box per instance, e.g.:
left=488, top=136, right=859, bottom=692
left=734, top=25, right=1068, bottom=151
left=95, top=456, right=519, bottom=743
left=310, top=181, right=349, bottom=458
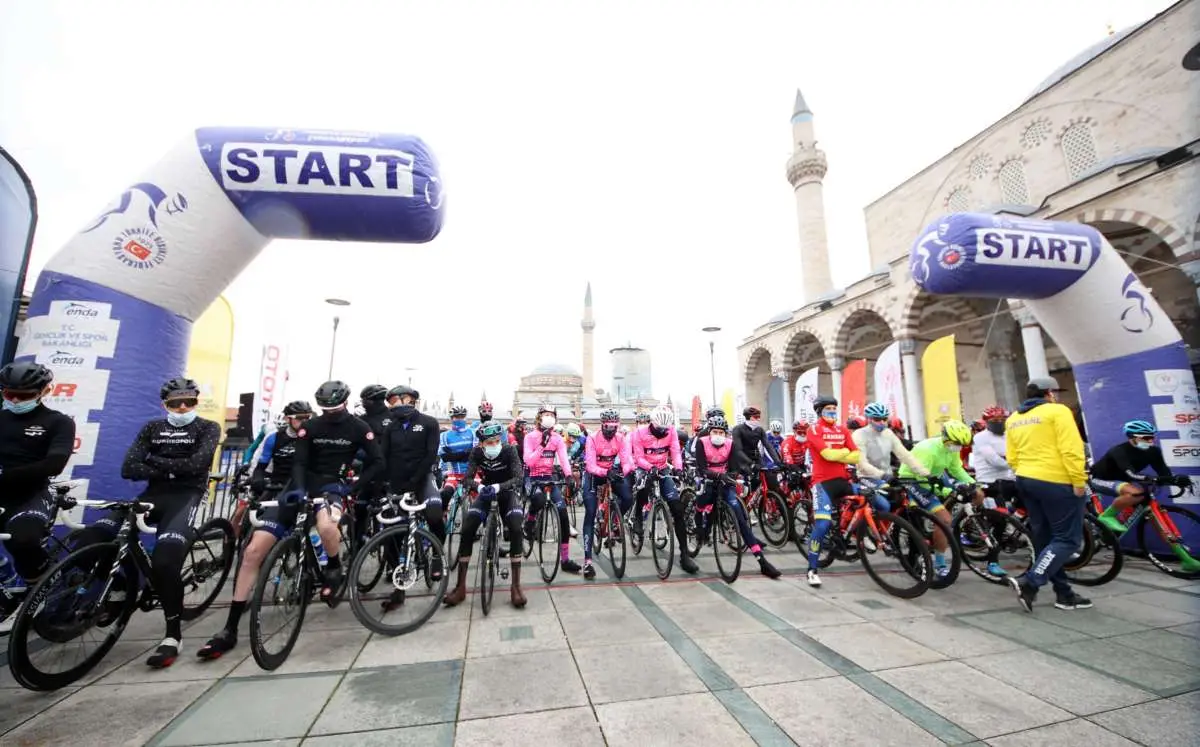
left=681, top=489, right=701, bottom=559
left=713, top=502, right=744, bottom=583
left=904, top=507, right=960, bottom=590
left=650, top=499, right=675, bottom=580
left=858, top=512, right=932, bottom=599
left=536, top=505, right=561, bottom=583
left=605, top=497, right=628, bottom=579
left=954, top=509, right=1034, bottom=584
left=480, top=512, right=498, bottom=616
left=349, top=525, right=447, bottom=635
left=1137, top=504, right=1200, bottom=579
left=249, top=535, right=310, bottom=670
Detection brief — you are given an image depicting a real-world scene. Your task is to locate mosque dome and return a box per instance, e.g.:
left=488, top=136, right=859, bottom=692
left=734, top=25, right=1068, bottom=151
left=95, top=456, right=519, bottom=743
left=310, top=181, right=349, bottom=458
left=1025, top=26, right=1135, bottom=102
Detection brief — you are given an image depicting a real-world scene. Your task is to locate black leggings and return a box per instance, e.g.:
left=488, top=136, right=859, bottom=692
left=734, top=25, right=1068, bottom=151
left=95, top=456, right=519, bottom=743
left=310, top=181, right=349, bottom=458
left=75, top=488, right=202, bottom=633
left=1, top=490, right=57, bottom=580
left=458, top=489, right=523, bottom=558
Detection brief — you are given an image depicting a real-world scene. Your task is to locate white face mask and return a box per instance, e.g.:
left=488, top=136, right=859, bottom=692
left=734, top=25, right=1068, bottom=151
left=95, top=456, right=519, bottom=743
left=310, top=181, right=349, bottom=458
left=711, top=434, right=727, bottom=447
left=541, top=415, right=556, bottom=429
left=483, top=443, right=502, bottom=458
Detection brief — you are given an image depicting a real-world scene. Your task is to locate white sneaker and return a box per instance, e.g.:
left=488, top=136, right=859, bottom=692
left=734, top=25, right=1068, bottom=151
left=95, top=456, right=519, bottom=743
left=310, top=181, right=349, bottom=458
left=569, top=526, right=579, bottom=538
left=807, top=569, right=822, bottom=587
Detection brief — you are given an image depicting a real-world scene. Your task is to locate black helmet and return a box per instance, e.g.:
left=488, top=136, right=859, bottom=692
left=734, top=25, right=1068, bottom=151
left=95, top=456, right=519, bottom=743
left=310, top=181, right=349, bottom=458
left=812, top=395, right=838, bottom=414
left=707, top=415, right=729, bottom=431
left=704, top=406, right=724, bottom=419
left=450, top=405, right=468, bottom=418
left=743, top=406, right=761, bottom=419
left=283, top=400, right=314, bottom=416
left=360, top=384, right=388, bottom=401
left=160, top=377, right=200, bottom=400
left=0, top=361, right=53, bottom=391
left=388, top=384, right=419, bottom=401
left=315, top=380, right=351, bottom=408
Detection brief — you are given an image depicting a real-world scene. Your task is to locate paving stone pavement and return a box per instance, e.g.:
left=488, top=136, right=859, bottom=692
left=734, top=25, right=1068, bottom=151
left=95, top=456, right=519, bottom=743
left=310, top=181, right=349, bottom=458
left=2, top=542, right=1199, bottom=745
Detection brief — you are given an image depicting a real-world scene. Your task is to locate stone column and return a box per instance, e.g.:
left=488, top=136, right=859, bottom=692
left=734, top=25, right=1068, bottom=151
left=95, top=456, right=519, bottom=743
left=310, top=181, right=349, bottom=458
left=1180, top=260, right=1200, bottom=306
left=899, top=338, right=927, bottom=440
left=987, top=352, right=1021, bottom=411
left=829, top=356, right=845, bottom=420
left=775, top=369, right=793, bottom=428
left=1011, top=304, right=1049, bottom=380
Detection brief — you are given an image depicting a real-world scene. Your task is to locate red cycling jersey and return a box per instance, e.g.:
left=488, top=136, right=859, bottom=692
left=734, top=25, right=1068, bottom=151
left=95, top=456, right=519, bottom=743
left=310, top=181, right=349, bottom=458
left=807, top=419, right=855, bottom=484
left=781, top=435, right=809, bottom=466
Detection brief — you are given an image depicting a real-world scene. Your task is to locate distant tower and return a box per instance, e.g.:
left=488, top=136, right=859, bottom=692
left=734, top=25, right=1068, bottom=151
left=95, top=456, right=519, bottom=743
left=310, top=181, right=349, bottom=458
left=581, top=282, right=596, bottom=397
left=785, top=88, right=834, bottom=304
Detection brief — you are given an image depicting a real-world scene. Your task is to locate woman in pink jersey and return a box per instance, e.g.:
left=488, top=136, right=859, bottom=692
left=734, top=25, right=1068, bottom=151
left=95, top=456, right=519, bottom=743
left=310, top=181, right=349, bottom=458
left=629, top=405, right=696, bottom=574
left=522, top=404, right=581, bottom=574
left=580, top=409, right=634, bottom=579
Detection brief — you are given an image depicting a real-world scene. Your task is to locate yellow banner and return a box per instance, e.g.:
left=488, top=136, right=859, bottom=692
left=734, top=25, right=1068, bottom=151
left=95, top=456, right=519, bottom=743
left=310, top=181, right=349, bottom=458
left=186, top=295, right=235, bottom=501
left=721, top=388, right=736, bottom=425
left=922, top=334, right=962, bottom=431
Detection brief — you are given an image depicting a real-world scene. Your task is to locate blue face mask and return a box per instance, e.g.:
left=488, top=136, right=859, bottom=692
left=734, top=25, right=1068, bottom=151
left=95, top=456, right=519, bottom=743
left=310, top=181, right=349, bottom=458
left=167, top=410, right=198, bottom=427
left=452, top=419, right=466, bottom=430
left=820, top=410, right=837, bottom=422
left=871, top=422, right=887, bottom=432
left=3, top=398, right=38, bottom=415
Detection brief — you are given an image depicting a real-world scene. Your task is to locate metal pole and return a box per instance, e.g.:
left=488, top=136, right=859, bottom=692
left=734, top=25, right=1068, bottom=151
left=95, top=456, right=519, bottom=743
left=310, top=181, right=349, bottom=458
left=708, top=340, right=717, bottom=406
left=327, top=316, right=340, bottom=380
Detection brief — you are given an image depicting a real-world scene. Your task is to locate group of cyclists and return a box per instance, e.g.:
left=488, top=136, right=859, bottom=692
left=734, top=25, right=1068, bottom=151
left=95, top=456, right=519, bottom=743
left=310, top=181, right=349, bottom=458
left=0, top=356, right=1193, bottom=675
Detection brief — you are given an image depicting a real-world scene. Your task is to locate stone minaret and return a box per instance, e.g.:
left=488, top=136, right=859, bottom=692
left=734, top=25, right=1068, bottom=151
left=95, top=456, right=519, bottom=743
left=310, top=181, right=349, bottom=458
left=785, top=89, right=833, bottom=304
left=581, top=282, right=596, bottom=397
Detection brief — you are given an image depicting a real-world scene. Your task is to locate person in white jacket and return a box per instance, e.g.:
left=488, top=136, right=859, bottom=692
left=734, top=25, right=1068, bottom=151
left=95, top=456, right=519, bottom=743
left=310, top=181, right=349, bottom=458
left=854, top=402, right=930, bottom=479
left=971, top=405, right=1016, bottom=500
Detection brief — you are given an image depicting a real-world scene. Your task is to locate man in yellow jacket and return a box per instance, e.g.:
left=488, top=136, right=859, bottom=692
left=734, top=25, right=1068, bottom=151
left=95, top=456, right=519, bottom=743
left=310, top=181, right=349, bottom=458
left=1005, top=376, right=1092, bottom=613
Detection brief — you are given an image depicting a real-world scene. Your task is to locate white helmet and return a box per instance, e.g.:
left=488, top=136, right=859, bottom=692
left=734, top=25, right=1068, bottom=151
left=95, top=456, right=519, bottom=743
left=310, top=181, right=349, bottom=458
left=650, top=405, right=675, bottom=429
left=769, top=419, right=783, bottom=433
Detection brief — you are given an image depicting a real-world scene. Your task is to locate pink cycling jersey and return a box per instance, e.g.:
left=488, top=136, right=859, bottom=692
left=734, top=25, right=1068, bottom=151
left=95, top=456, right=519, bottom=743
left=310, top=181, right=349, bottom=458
left=699, top=435, right=732, bottom=474
left=585, top=431, right=632, bottom=477
left=523, top=428, right=571, bottom=478
left=630, top=426, right=683, bottom=471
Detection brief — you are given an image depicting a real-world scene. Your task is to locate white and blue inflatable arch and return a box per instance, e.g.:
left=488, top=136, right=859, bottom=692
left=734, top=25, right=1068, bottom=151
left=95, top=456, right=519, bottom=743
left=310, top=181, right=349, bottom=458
left=15, top=127, right=443, bottom=507
left=910, top=214, right=1200, bottom=533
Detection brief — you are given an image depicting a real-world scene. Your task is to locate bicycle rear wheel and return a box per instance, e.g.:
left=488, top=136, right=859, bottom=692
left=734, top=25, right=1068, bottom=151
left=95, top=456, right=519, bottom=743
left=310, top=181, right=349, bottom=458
left=181, top=517, right=235, bottom=621
left=713, top=502, right=744, bottom=583
left=858, top=512, right=932, bottom=599
left=249, top=535, right=310, bottom=670
left=536, top=505, right=561, bottom=583
left=7, top=543, right=138, bottom=691
left=650, top=499, right=675, bottom=580
left=1064, top=512, right=1123, bottom=586
left=755, top=491, right=792, bottom=549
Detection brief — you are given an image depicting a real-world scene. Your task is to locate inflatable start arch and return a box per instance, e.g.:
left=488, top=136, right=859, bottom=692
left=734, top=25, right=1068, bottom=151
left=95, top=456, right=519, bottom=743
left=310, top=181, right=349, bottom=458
left=910, top=213, right=1200, bottom=538
left=15, top=127, right=443, bottom=506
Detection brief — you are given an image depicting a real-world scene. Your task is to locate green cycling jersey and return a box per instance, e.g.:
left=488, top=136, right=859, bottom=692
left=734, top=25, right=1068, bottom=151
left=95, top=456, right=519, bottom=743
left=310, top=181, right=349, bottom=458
left=897, top=437, right=974, bottom=486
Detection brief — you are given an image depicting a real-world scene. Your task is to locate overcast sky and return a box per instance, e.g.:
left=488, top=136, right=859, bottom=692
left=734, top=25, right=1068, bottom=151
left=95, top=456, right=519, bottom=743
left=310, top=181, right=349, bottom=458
left=0, top=0, right=1172, bottom=410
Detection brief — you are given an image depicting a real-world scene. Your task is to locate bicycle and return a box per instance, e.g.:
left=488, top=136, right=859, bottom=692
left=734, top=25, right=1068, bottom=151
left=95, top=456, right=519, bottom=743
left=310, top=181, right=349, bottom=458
left=471, top=487, right=506, bottom=616
left=522, top=479, right=564, bottom=583
left=246, top=488, right=353, bottom=670
left=684, top=479, right=745, bottom=583
left=592, top=475, right=628, bottom=579
left=734, top=468, right=792, bottom=549
left=0, top=484, right=91, bottom=622
left=7, top=496, right=235, bottom=690
left=347, top=492, right=448, bottom=634
left=634, top=468, right=677, bottom=580
left=882, top=478, right=963, bottom=590
left=944, top=482, right=1035, bottom=585
left=1088, top=478, right=1199, bottom=579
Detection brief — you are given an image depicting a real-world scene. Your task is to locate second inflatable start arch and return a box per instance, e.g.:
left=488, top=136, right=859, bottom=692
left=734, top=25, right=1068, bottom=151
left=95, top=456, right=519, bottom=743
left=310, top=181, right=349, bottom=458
left=15, top=127, right=444, bottom=507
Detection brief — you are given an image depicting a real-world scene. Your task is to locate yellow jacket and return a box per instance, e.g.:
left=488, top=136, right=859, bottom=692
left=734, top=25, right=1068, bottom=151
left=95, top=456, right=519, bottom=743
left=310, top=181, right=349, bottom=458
left=1005, top=402, right=1087, bottom=488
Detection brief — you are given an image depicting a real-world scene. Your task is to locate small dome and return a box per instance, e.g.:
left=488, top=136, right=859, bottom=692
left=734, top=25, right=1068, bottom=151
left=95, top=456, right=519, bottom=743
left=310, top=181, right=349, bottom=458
left=1026, top=26, right=1135, bottom=101
left=767, top=310, right=793, bottom=325
left=530, top=362, right=581, bottom=377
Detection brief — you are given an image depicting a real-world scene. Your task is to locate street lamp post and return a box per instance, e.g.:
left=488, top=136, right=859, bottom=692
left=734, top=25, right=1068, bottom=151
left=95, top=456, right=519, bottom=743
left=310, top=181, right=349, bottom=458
left=702, top=326, right=721, bottom=407
left=325, top=298, right=351, bottom=379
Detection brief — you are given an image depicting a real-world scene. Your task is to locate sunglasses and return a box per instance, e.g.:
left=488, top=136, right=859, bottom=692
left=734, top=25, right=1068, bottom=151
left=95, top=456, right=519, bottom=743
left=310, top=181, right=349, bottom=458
left=289, top=414, right=312, bottom=422
left=2, top=389, right=41, bottom=402
left=164, top=398, right=199, bottom=410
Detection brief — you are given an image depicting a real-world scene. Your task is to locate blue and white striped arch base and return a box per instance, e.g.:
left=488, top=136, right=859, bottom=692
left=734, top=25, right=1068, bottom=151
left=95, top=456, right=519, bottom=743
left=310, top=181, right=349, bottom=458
left=16, top=128, right=444, bottom=508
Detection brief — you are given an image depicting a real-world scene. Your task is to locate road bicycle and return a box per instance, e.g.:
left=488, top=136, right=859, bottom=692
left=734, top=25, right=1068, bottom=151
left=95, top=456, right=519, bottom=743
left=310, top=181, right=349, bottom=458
left=591, top=474, right=628, bottom=579
left=1089, top=478, right=1198, bottom=579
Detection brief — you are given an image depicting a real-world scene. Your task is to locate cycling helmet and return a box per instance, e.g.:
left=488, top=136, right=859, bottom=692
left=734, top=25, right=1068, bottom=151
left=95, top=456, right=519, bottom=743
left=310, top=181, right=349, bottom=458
left=864, top=402, right=890, bottom=420
left=705, top=406, right=725, bottom=420
left=600, top=408, right=620, bottom=423
left=619, top=425, right=630, bottom=434
left=707, top=415, right=729, bottom=432
left=769, top=419, right=783, bottom=433
left=450, top=405, right=468, bottom=418
left=1123, top=420, right=1157, bottom=437
left=813, top=396, right=838, bottom=414
left=477, top=421, right=505, bottom=441
left=650, top=405, right=675, bottom=428
left=940, top=420, right=973, bottom=446
left=479, top=401, right=493, bottom=416
left=388, top=384, right=419, bottom=401
left=0, top=361, right=53, bottom=391
left=982, top=405, right=1009, bottom=421
left=793, top=420, right=809, bottom=433
left=889, top=416, right=904, bottom=432
left=283, top=400, right=314, bottom=416
left=537, top=402, right=557, bottom=416
left=636, top=412, right=651, bottom=424
left=513, top=417, right=528, bottom=428
left=315, top=380, right=351, bottom=408
left=160, top=377, right=200, bottom=400
left=360, top=384, right=388, bottom=402
left=553, top=423, right=565, bottom=434
left=743, top=406, right=761, bottom=420
left=565, top=423, right=583, bottom=437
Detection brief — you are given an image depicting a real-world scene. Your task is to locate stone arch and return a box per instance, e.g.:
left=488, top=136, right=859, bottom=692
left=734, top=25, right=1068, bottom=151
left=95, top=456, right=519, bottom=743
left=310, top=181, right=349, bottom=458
left=833, top=301, right=898, bottom=360
left=741, top=342, right=774, bottom=381
left=1073, top=208, right=1188, bottom=258
left=780, top=325, right=832, bottom=371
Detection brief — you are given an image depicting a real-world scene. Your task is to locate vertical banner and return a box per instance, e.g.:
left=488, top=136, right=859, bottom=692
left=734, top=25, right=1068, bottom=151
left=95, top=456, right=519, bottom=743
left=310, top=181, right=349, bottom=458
left=0, top=146, right=37, bottom=365
left=721, top=388, right=736, bottom=426
left=691, top=395, right=702, bottom=431
left=253, top=342, right=289, bottom=435
left=841, top=359, right=867, bottom=421
left=735, top=393, right=747, bottom=425
left=794, top=366, right=820, bottom=424
left=874, top=341, right=907, bottom=424
left=186, top=295, right=234, bottom=505
left=922, top=334, right=961, bottom=432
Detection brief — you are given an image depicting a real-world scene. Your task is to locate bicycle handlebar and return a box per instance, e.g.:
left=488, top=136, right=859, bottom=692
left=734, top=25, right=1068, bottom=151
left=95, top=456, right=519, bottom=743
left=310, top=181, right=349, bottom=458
left=73, top=498, right=157, bottom=534
left=375, top=492, right=426, bottom=526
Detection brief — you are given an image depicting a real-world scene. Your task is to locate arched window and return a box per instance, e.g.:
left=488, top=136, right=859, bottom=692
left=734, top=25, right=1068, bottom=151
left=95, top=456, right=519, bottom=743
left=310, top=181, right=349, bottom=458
left=946, top=186, right=970, bottom=213
left=1061, top=123, right=1099, bottom=179
left=998, top=160, right=1030, bottom=204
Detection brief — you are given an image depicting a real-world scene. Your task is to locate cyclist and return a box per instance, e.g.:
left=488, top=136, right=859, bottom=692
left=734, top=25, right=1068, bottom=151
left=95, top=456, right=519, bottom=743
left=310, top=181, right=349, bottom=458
left=897, top=420, right=982, bottom=579
left=846, top=416, right=866, bottom=432
left=852, top=403, right=928, bottom=479
left=630, top=405, right=696, bottom=573
left=439, top=405, right=475, bottom=503
left=197, top=400, right=312, bottom=660
left=781, top=421, right=810, bottom=467
left=0, top=362, right=75, bottom=616
left=634, top=412, right=651, bottom=433
left=445, top=422, right=528, bottom=608
left=972, top=406, right=1018, bottom=510
left=766, top=420, right=785, bottom=468
left=380, top=385, right=445, bottom=589
left=77, top=378, right=222, bottom=668
left=1090, top=420, right=1191, bottom=536
left=509, top=418, right=528, bottom=458
left=523, top=404, right=582, bottom=574
left=580, top=408, right=634, bottom=579
left=353, top=386, right=393, bottom=538
left=694, top=415, right=782, bottom=579
left=804, top=395, right=883, bottom=587
left=732, top=407, right=784, bottom=496
left=565, top=423, right=585, bottom=463
left=475, top=400, right=495, bottom=430
left=890, top=416, right=913, bottom=451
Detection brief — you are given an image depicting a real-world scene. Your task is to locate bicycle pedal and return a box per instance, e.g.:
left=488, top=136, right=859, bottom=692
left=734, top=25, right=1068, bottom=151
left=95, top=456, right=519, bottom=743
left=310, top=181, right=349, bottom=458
left=500, top=567, right=510, bottom=580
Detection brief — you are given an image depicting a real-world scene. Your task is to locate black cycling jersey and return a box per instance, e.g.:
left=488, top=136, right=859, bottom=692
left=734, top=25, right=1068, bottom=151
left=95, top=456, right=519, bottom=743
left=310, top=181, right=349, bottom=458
left=511, top=428, right=527, bottom=461
left=253, top=427, right=298, bottom=487
left=1090, top=441, right=1171, bottom=482
left=464, top=444, right=522, bottom=491
left=291, top=409, right=382, bottom=495
left=121, top=417, right=222, bottom=493
left=731, top=423, right=781, bottom=473
left=359, top=400, right=394, bottom=439
left=381, top=406, right=440, bottom=492
left=0, top=404, right=76, bottom=497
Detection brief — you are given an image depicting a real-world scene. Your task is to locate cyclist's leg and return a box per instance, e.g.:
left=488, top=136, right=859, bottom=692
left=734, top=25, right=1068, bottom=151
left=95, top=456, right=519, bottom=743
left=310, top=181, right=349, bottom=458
left=444, top=492, right=487, bottom=606
left=501, top=490, right=527, bottom=606
left=723, top=484, right=765, bottom=551
left=660, top=475, right=688, bottom=548
left=1092, top=478, right=1142, bottom=531
left=905, top=485, right=950, bottom=555
left=806, top=480, right=838, bottom=571
left=1, top=489, right=57, bottom=583
left=548, top=482, right=576, bottom=565
left=610, top=473, right=633, bottom=515
left=146, top=488, right=204, bottom=666
left=417, top=474, right=446, bottom=579
left=523, top=479, right=547, bottom=537
left=581, top=473, right=599, bottom=563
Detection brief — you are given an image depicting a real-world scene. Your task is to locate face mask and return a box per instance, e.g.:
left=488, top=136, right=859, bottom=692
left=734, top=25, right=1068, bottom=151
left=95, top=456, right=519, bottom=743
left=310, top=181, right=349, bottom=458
left=479, top=413, right=492, bottom=422
left=820, top=410, right=837, bottom=422
left=871, top=423, right=886, bottom=432
left=393, top=404, right=416, bottom=418
left=3, top=398, right=38, bottom=415
left=483, top=443, right=502, bottom=458
left=540, top=415, right=556, bottom=429
left=986, top=422, right=1004, bottom=435
left=747, top=420, right=760, bottom=429
left=167, top=410, right=198, bottom=427
left=711, top=435, right=726, bottom=447
left=452, top=419, right=466, bottom=430
left=797, top=436, right=807, bottom=443
left=1134, top=441, right=1152, bottom=451
left=651, top=425, right=668, bottom=438
left=602, top=425, right=617, bottom=437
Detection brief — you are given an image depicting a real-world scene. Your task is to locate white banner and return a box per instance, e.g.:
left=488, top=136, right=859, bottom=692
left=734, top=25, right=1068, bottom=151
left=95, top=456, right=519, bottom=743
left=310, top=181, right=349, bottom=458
left=874, top=341, right=908, bottom=425
left=734, top=393, right=747, bottom=425
left=794, top=366, right=820, bottom=424
left=253, top=343, right=289, bottom=434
